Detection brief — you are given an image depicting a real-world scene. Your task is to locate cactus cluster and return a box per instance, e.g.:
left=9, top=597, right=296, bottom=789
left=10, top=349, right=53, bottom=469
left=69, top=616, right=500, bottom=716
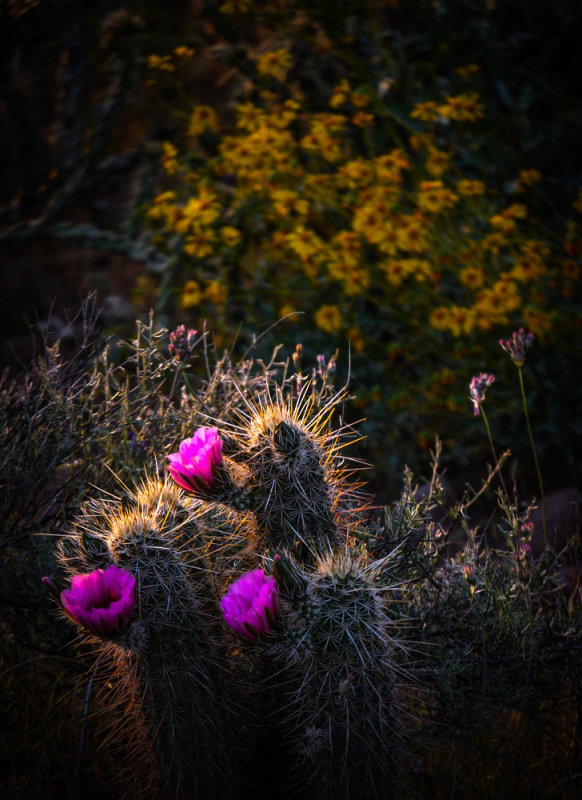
left=54, top=379, right=408, bottom=799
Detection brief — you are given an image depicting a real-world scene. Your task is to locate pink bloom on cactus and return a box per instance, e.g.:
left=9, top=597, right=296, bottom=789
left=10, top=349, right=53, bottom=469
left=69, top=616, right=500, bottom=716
left=167, top=427, right=223, bottom=495
left=220, top=569, right=280, bottom=641
left=61, top=564, right=136, bottom=638
left=469, top=373, right=495, bottom=415
left=499, top=328, right=534, bottom=366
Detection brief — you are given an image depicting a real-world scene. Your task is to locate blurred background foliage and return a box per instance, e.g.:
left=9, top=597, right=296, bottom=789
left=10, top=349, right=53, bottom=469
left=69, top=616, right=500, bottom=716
left=2, top=0, right=581, bottom=499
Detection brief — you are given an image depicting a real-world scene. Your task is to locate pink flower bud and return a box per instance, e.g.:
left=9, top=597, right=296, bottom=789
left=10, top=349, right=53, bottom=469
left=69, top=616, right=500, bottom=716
left=167, top=427, right=224, bottom=496
left=469, top=373, right=495, bottom=415
left=61, top=564, right=136, bottom=638
left=220, top=569, right=280, bottom=641
left=499, top=328, right=534, bottom=367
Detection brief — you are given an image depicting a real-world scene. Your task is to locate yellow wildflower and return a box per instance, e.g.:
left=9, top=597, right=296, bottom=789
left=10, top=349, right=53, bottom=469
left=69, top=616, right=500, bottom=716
left=286, top=226, right=324, bottom=260
left=256, top=49, right=293, bottom=82
left=376, top=223, right=399, bottom=256
left=430, top=306, right=452, bottom=332
left=439, top=92, right=484, bottom=122
left=270, top=189, right=309, bottom=217
left=521, top=239, right=550, bottom=260
left=221, top=226, right=241, bottom=247
left=382, top=258, right=433, bottom=286
left=457, top=179, right=486, bottom=197
left=416, top=181, right=458, bottom=214
left=183, top=229, right=216, bottom=259
left=314, top=304, right=342, bottom=333
left=173, top=46, right=195, bottom=59
left=446, top=305, right=475, bottom=336
left=572, top=188, right=582, bottom=214
left=460, top=266, right=485, bottom=289
left=270, top=99, right=301, bottom=129
left=426, top=149, right=450, bottom=178
left=481, top=232, right=507, bottom=254
left=205, top=280, right=227, bottom=304
left=329, top=79, right=351, bottom=108
left=396, top=216, right=429, bottom=253
left=488, top=279, right=521, bottom=312
left=147, top=54, right=174, bottom=72
left=430, top=306, right=475, bottom=336
left=174, top=189, right=221, bottom=233
left=511, top=256, right=547, bottom=282
left=334, top=231, right=361, bottom=257
left=338, top=159, right=375, bottom=189
left=351, top=111, right=374, bottom=128
left=161, top=141, right=179, bottom=175
left=188, top=106, right=219, bottom=137
left=518, top=169, right=542, bottom=189
left=180, top=280, right=202, bottom=309
left=410, top=101, right=440, bottom=123
left=236, top=103, right=266, bottom=131
left=327, top=256, right=370, bottom=296
left=490, top=214, right=517, bottom=234
left=279, top=303, right=299, bottom=321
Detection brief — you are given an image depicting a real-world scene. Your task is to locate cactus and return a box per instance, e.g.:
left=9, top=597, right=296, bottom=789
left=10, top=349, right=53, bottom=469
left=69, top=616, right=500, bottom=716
left=263, top=550, right=403, bottom=799
left=57, top=476, right=243, bottom=800
left=55, top=374, right=405, bottom=800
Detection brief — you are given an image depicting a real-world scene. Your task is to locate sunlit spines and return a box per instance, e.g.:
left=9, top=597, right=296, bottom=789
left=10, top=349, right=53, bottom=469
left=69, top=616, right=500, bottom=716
left=221, top=384, right=363, bottom=559
left=268, top=549, right=403, bottom=799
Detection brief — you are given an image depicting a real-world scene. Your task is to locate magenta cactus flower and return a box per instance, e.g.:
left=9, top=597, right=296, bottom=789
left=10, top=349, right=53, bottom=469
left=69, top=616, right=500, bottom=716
left=469, top=373, right=495, bottom=415
left=499, top=328, right=534, bottom=366
left=61, top=564, right=136, bottom=637
left=220, top=569, right=280, bottom=641
left=167, top=427, right=224, bottom=495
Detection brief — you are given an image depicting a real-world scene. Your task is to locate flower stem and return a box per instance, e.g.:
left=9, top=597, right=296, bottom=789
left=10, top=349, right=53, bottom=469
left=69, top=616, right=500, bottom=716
left=517, top=365, right=547, bottom=547
left=481, top=406, right=509, bottom=500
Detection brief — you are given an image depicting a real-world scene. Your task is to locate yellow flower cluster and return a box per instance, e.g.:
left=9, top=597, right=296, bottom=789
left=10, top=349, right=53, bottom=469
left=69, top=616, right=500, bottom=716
left=144, top=41, right=563, bottom=361
left=220, top=122, right=296, bottom=194
left=411, top=92, right=485, bottom=123
left=301, top=113, right=346, bottom=163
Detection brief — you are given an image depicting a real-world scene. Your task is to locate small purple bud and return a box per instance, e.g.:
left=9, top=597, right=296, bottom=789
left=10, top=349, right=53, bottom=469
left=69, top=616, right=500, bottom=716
left=499, top=328, right=534, bottom=367
left=469, top=373, right=495, bottom=415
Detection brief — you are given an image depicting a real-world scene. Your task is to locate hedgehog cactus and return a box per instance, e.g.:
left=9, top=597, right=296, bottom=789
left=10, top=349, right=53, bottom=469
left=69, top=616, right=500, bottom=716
left=266, top=551, right=402, bottom=799
left=218, top=387, right=359, bottom=560
left=55, top=378, right=405, bottom=799
left=57, top=476, right=242, bottom=800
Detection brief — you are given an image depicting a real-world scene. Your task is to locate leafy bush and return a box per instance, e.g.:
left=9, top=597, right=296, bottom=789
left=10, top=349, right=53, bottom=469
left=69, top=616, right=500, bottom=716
left=135, top=0, right=582, bottom=495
